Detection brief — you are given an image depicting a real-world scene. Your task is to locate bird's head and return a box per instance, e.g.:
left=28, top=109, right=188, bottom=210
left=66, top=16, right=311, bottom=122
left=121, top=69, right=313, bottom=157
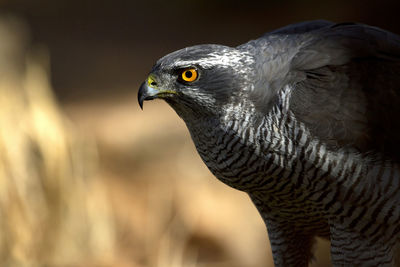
left=138, top=44, right=255, bottom=118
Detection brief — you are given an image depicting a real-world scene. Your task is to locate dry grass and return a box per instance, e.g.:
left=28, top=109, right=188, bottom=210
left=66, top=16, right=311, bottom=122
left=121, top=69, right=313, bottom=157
left=0, top=15, right=114, bottom=266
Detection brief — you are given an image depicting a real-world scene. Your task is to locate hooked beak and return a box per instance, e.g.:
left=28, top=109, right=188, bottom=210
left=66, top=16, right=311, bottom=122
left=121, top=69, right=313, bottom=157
left=138, top=82, right=159, bottom=110
left=137, top=78, right=177, bottom=110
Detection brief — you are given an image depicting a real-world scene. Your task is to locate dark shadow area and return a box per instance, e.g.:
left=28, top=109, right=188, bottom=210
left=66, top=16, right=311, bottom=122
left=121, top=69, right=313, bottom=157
left=2, top=0, right=400, bottom=101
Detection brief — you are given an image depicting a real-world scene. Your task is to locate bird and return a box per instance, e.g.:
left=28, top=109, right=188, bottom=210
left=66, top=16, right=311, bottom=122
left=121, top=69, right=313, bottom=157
left=138, top=20, right=400, bottom=266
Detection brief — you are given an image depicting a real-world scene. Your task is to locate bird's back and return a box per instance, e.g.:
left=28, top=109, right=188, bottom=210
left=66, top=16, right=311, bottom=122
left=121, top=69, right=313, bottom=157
left=249, top=21, right=400, bottom=162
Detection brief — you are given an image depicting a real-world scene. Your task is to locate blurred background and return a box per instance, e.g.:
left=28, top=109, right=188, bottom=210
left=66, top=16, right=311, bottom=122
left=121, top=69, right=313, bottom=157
left=0, top=0, right=399, bottom=266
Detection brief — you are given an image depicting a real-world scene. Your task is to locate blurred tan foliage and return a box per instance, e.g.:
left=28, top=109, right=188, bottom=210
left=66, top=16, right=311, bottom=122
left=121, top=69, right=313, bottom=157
left=0, top=15, right=115, bottom=266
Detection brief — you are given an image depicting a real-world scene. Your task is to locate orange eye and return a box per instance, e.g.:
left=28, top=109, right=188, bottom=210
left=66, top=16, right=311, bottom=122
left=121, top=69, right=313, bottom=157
left=181, top=68, right=198, bottom=82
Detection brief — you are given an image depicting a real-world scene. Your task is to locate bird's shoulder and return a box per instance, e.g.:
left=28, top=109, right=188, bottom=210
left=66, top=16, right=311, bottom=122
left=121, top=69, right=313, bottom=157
left=247, top=21, right=400, bottom=161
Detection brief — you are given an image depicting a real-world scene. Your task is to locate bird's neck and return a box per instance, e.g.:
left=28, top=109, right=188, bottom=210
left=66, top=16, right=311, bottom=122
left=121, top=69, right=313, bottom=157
left=175, top=98, right=294, bottom=191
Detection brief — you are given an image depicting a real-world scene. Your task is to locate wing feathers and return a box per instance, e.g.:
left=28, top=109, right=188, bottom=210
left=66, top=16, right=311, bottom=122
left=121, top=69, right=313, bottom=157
left=285, top=23, right=400, bottom=161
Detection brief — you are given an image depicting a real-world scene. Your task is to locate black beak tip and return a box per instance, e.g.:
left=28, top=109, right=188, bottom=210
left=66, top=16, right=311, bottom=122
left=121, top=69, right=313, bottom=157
left=138, top=96, right=144, bottom=110
left=138, top=82, right=146, bottom=110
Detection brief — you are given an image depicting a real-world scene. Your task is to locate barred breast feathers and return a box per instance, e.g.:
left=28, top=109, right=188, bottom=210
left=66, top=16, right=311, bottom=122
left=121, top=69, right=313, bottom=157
left=219, top=83, right=400, bottom=217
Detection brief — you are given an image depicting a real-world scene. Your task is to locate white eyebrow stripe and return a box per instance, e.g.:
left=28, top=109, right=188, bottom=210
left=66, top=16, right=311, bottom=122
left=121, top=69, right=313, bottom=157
left=172, top=51, right=254, bottom=69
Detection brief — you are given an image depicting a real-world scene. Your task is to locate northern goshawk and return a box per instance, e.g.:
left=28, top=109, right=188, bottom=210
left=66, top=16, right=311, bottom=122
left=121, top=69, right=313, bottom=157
left=138, top=20, right=400, bottom=266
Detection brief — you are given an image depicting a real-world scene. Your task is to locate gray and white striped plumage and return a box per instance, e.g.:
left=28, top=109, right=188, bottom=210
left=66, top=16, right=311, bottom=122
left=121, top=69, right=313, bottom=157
left=138, top=20, right=400, bottom=266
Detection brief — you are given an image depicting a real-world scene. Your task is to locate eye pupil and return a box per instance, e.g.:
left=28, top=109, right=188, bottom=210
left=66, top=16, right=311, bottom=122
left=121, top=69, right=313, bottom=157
left=185, top=71, right=192, bottom=78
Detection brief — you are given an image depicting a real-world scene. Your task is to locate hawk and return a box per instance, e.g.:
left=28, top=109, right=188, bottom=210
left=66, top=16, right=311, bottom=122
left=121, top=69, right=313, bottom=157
left=138, top=20, right=400, bottom=266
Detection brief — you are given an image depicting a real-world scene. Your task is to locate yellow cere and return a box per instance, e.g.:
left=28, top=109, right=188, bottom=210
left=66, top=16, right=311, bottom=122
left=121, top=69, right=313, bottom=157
left=181, top=68, right=198, bottom=82
left=147, top=75, right=157, bottom=87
